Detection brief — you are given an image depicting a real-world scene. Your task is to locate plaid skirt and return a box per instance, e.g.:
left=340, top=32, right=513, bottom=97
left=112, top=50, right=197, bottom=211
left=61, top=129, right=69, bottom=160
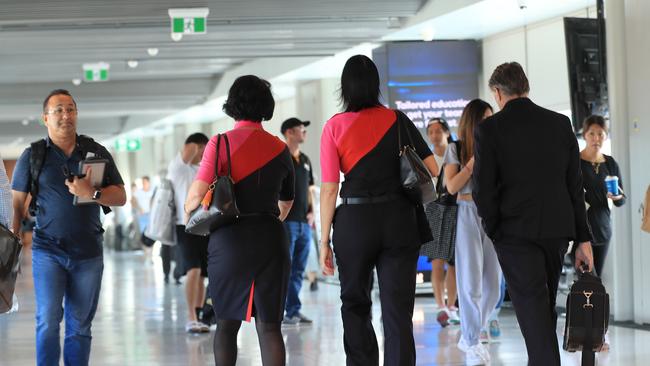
left=419, top=200, right=457, bottom=264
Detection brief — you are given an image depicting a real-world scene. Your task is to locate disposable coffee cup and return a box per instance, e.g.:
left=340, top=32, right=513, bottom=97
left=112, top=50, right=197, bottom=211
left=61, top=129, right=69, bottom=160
left=605, top=176, right=619, bottom=195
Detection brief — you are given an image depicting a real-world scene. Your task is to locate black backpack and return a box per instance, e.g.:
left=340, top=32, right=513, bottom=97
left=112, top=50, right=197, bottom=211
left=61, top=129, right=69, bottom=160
left=563, top=270, right=610, bottom=366
left=29, top=135, right=112, bottom=216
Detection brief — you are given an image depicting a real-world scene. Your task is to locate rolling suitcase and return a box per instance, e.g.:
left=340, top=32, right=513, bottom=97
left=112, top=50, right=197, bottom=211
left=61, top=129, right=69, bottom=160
left=563, top=269, right=609, bottom=366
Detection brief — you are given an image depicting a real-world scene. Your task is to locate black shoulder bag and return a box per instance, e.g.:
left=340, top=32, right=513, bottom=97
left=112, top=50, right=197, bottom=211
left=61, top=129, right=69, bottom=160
left=185, top=134, right=240, bottom=236
left=0, top=223, right=22, bottom=314
left=396, top=111, right=437, bottom=205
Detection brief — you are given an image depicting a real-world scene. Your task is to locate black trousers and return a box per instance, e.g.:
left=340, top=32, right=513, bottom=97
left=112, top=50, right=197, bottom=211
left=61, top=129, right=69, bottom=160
left=332, top=199, right=421, bottom=366
left=493, top=237, right=569, bottom=366
left=160, top=244, right=182, bottom=280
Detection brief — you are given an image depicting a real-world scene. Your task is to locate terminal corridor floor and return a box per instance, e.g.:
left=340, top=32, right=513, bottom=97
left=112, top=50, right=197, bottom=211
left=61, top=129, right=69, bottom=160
left=1, top=249, right=648, bottom=365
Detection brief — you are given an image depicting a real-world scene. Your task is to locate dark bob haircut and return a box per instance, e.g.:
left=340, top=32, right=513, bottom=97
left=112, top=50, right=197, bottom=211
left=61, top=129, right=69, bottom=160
left=488, top=62, right=530, bottom=97
left=340, top=55, right=382, bottom=112
left=185, top=132, right=209, bottom=145
left=583, top=115, right=608, bottom=134
left=43, top=89, right=76, bottom=112
left=222, top=75, right=274, bottom=122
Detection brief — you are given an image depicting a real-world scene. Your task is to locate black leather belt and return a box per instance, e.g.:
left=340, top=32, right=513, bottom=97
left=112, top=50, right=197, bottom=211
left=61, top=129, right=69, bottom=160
left=341, top=194, right=402, bottom=205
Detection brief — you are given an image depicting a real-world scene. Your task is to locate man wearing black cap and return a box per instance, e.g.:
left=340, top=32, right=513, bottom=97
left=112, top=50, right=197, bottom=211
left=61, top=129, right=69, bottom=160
left=280, top=117, right=315, bottom=326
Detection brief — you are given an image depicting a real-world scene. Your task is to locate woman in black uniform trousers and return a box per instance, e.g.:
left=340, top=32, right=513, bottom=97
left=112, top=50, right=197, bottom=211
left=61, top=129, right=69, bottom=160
left=185, top=75, right=295, bottom=366
left=319, top=55, right=439, bottom=366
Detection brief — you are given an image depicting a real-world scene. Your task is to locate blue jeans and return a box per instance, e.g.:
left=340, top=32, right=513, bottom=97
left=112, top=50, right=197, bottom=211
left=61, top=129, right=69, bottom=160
left=283, top=221, right=311, bottom=318
left=32, top=249, right=104, bottom=366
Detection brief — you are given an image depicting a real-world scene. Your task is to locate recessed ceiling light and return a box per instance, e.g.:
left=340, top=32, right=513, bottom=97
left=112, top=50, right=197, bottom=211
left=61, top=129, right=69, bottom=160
left=147, top=48, right=159, bottom=56
left=171, top=33, right=183, bottom=42
left=22, top=119, right=29, bottom=126
left=127, top=60, right=139, bottom=68
left=420, top=26, right=436, bottom=42
left=72, top=78, right=82, bottom=86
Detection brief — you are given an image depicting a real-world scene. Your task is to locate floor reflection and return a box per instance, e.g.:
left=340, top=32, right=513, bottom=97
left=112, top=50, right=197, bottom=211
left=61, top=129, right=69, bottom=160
left=1, top=249, right=648, bottom=365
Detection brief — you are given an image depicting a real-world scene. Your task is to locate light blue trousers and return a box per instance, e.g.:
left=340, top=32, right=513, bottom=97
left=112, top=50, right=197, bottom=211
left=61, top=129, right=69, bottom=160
left=454, top=200, right=502, bottom=346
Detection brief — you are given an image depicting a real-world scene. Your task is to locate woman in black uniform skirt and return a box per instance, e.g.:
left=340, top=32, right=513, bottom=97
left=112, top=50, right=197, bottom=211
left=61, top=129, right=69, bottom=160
left=319, top=55, right=439, bottom=366
left=185, top=75, right=295, bottom=366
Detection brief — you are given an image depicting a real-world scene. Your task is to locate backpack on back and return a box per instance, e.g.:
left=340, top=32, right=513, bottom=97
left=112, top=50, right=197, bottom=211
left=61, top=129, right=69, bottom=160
left=563, top=270, right=610, bottom=366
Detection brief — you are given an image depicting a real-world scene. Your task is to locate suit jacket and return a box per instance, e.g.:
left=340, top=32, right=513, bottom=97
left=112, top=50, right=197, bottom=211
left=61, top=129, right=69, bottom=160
left=472, top=97, right=592, bottom=243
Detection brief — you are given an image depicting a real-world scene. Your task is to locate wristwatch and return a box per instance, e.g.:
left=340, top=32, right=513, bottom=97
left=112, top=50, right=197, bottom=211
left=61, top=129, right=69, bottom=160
left=92, top=189, right=102, bottom=201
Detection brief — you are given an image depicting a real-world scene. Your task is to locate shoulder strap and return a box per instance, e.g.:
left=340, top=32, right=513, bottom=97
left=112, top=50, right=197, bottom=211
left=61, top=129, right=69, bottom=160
left=223, top=134, right=232, bottom=177
left=28, top=139, right=47, bottom=216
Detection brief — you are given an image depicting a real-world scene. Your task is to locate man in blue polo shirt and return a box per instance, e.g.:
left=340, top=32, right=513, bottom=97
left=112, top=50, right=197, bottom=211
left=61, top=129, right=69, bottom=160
left=11, top=89, right=126, bottom=366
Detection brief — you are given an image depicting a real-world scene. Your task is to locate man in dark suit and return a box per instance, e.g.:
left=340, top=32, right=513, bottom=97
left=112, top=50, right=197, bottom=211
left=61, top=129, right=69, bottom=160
left=473, top=62, right=594, bottom=366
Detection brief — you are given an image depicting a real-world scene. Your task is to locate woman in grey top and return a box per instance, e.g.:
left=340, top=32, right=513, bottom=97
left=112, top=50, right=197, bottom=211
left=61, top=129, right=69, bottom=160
left=444, top=99, right=502, bottom=365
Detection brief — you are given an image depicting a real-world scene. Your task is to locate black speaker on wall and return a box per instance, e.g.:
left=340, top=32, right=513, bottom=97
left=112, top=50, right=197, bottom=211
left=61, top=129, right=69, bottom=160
left=564, top=2, right=608, bottom=134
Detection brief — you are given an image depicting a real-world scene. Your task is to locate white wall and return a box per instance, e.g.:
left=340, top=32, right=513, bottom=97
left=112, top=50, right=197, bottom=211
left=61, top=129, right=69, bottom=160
left=612, top=0, right=650, bottom=324
left=480, top=7, right=595, bottom=113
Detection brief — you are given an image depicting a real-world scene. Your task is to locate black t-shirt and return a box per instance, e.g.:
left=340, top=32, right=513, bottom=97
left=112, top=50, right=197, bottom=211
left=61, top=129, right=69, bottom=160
left=580, top=155, right=626, bottom=243
left=285, top=152, right=314, bottom=222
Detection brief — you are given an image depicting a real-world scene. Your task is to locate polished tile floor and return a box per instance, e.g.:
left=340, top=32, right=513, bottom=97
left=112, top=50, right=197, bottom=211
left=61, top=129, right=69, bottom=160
left=1, top=249, right=648, bottom=365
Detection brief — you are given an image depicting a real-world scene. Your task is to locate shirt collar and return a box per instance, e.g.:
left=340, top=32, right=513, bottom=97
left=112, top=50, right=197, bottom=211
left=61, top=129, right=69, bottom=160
left=234, top=120, right=264, bottom=130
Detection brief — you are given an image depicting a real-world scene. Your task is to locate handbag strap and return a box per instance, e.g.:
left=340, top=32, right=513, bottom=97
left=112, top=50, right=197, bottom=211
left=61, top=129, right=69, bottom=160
left=213, top=134, right=233, bottom=180
left=395, top=110, right=415, bottom=150
left=223, top=134, right=232, bottom=177
left=435, top=163, right=445, bottom=196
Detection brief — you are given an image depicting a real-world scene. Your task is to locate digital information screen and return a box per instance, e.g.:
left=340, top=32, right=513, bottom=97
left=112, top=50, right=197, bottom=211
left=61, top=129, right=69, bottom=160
left=374, top=40, right=480, bottom=130
left=373, top=41, right=480, bottom=273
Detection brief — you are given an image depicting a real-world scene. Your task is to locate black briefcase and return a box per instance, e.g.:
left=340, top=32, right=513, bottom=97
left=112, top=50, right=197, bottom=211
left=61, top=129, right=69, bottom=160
left=563, top=270, right=609, bottom=366
left=0, top=223, right=22, bottom=314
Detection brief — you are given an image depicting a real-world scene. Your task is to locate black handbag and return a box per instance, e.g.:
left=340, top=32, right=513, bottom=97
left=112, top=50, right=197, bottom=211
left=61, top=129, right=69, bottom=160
left=563, top=269, right=610, bottom=366
left=396, top=111, right=436, bottom=205
left=420, top=163, right=458, bottom=261
left=185, top=134, right=240, bottom=236
left=0, top=223, right=22, bottom=314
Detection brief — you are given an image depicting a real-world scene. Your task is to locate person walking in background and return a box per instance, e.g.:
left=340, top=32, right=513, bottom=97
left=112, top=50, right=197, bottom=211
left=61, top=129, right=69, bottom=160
left=579, top=115, right=626, bottom=277
left=132, top=176, right=155, bottom=256
left=579, top=114, right=626, bottom=352
left=444, top=99, right=501, bottom=365
left=11, top=89, right=127, bottom=366
left=319, top=55, right=439, bottom=366
left=420, top=118, right=460, bottom=327
left=167, top=132, right=211, bottom=334
left=185, top=75, right=295, bottom=366
left=473, top=62, right=594, bottom=366
left=280, top=117, right=316, bottom=326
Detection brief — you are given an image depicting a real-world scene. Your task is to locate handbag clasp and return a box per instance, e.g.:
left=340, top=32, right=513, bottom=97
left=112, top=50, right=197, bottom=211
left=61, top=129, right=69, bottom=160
left=583, top=291, right=594, bottom=309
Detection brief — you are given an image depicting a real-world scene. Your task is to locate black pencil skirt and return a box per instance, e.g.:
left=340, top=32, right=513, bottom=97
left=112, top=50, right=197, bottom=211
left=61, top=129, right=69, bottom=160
left=207, top=215, right=290, bottom=322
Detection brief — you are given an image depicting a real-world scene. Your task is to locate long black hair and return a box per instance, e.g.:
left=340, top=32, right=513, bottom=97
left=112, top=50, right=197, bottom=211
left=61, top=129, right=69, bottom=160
left=339, top=55, right=382, bottom=112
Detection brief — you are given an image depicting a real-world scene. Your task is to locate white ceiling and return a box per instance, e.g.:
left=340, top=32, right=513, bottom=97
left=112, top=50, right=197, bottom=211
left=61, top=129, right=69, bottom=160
left=385, top=0, right=596, bottom=41
left=0, top=0, right=598, bottom=159
left=0, top=0, right=425, bottom=157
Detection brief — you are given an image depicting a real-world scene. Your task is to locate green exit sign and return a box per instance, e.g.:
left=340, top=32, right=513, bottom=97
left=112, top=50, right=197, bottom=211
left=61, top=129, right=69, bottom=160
left=115, top=138, right=141, bottom=152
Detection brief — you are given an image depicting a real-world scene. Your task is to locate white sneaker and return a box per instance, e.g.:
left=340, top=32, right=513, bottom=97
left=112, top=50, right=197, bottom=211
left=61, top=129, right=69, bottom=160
left=465, top=344, right=489, bottom=365
left=198, top=321, right=210, bottom=333
left=477, top=343, right=491, bottom=363
left=449, top=307, right=460, bottom=325
left=185, top=321, right=202, bottom=334
left=458, top=338, right=490, bottom=365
